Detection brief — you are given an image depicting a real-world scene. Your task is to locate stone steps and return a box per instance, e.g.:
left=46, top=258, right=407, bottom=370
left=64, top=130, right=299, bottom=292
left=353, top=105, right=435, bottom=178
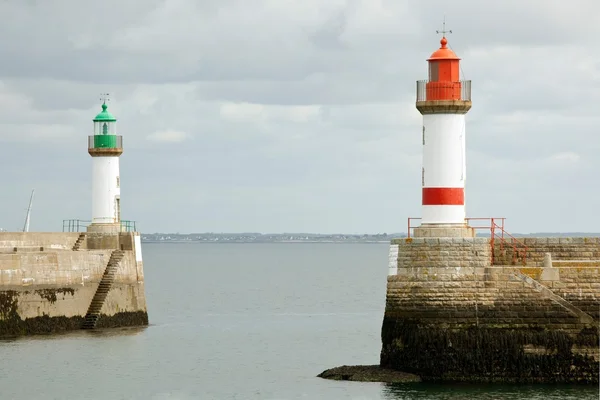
left=511, top=271, right=595, bottom=324
left=81, top=250, right=124, bottom=330
left=72, top=233, right=86, bottom=251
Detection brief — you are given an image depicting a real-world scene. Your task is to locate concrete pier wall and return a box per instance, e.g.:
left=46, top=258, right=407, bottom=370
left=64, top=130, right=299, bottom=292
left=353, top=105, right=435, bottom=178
left=0, top=232, right=82, bottom=250
left=381, top=237, right=600, bottom=383
left=0, top=232, right=148, bottom=337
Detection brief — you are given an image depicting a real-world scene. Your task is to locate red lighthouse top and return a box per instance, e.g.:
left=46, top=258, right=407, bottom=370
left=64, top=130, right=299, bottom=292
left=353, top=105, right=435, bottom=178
left=424, top=35, right=462, bottom=101
left=416, top=22, right=471, bottom=109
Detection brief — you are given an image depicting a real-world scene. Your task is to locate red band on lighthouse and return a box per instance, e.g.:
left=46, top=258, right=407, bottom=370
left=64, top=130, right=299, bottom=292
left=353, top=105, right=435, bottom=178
left=422, top=188, right=464, bottom=205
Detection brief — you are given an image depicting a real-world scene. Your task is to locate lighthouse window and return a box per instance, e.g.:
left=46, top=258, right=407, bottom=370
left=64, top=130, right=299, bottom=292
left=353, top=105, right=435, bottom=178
left=116, top=176, right=120, bottom=188
left=422, top=126, right=425, bottom=145
left=115, top=197, right=121, bottom=222
left=422, top=168, right=425, bottom=186
left=102, top=123, right=108, bottom=135
left=429, top=63, right=439, bottom=81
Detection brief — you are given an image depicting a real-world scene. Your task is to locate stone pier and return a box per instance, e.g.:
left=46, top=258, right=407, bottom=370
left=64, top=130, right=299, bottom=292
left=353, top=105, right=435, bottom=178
left=0, top=232, right=148, bottom=337
left=380, top=237, right=600, bottom=383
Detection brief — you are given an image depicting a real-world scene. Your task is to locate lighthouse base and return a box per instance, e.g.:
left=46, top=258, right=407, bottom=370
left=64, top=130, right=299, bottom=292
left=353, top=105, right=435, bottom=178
left=87, top=223, right=122, bottom=234
left=413, top=224, right=475, bottom=238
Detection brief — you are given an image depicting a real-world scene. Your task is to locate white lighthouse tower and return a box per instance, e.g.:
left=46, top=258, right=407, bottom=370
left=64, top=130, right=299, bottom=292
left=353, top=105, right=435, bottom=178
left=87, top=98, right=123, bottom=233
left=413, top=32, right=475, bottom=238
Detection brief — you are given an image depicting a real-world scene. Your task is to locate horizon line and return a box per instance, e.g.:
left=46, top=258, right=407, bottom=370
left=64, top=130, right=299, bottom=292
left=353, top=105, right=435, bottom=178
left=141, top=231, right=600, bottom=236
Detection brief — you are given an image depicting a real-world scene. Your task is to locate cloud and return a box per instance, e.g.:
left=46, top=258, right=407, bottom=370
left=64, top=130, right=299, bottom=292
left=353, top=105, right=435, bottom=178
left=219, top=102, right=321, bottom=124
left=146, top=130, right=190, bottom=143
left=0, top=0, right=599, bottom=234
left=550, top=152, right=580, bottom=162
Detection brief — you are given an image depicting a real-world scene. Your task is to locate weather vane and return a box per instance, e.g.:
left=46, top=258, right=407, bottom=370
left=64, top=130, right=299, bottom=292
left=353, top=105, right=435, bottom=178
left=436, top=16, right=452, bottom=37
left=100, top=93, right=110, bottom=104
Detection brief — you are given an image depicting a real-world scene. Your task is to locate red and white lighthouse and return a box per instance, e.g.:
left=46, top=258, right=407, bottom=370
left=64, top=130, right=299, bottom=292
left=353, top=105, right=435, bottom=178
left=414, top=34, right=474, bottom=238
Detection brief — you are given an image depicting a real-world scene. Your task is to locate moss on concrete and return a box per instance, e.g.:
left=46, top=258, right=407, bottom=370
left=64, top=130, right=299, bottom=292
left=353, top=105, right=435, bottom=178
left=95, top=311, right=149, bottom=329
left=0, top=310, right=149, bottom=338
left=380, top=317, right=599, bottom=384
left=34, top=288, right=75, bottom=304
left=0, top=290, right=20, bottom=322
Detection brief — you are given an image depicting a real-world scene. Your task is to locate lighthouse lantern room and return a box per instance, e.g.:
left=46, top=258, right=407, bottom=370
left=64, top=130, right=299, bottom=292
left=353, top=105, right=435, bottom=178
left=413, top=32, right=475, bottom=238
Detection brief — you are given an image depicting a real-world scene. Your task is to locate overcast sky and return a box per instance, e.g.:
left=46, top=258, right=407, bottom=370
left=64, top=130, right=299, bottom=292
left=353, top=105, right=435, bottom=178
left=0, top=0, right=599, bottom=234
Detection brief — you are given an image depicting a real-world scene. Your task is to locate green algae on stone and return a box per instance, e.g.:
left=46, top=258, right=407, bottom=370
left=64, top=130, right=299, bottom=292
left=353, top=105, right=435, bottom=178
left=34, top=288, right=76, bottom=304
left=0, top=291, right=20, bottom=322
left=93, top=311, right=149, bottom=329
left=318, top=365, right=421, bottom=383
left=380, top=318, right=599, bottom=384
left=0, top=311, right=149, bottom=338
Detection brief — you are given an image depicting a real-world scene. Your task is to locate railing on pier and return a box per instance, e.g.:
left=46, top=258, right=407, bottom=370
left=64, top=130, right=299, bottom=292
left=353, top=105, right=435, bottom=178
left=467, top=218, right=528, bottom=265
left=407, top=217, right=528, bottom=265
left=416, top=80, right=471, bottom=102
left=407, top=217, right=421, bottom=239
left=63, top=219, right=91, bottom=232
left=120, top=220, right=137, bottom=232
left=62, top=219, right=137, bottom=233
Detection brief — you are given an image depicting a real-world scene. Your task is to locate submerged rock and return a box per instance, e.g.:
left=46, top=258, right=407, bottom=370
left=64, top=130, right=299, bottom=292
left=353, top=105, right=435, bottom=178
left=318, top=365, right=421, bottom=383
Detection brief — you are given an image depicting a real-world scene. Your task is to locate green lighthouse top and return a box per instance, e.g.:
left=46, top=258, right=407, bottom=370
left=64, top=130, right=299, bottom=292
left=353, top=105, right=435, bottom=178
left=93, top=103, right=117, bottom=122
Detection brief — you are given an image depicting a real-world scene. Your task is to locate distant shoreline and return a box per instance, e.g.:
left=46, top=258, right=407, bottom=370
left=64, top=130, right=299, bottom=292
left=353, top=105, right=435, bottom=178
left=139, top=233, right=401, bottom=244
left=139, top=232, right=600, bottom=245
left=141, top=240, right=392, bottom=244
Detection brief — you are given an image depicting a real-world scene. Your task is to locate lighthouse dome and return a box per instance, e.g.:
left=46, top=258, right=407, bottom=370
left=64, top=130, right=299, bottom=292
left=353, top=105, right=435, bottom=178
left=93, top=103, right=117, bottom=122
left=427, top=37, right=460, bottom=61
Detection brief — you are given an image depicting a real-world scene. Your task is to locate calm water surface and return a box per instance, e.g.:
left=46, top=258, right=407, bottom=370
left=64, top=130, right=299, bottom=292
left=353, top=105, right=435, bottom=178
left=0, top=243, right=597, bottom=399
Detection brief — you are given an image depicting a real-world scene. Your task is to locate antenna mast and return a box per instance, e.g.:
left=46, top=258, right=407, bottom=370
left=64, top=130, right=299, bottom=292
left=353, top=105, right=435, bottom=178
left=23, top=189, right=35, bottom=232
left=100, top=93, right=110, bottom=104
left=436, top=15, right=452, bottom=37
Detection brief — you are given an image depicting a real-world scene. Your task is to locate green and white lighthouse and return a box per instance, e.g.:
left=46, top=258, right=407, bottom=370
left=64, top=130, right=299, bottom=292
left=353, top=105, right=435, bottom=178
left=87, top=100, right=123, bottom=233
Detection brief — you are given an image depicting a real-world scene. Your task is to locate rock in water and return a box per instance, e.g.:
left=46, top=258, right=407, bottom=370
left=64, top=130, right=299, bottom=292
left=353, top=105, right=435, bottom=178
left=317, top=365, right=421, bottom=383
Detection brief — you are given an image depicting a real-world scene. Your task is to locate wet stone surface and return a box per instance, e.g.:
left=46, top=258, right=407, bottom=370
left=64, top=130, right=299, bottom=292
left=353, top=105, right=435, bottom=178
left=380, top=318, right=600, bottom=384
left=0, top=308, right=149, bottom=338
left=318, top=365, right=421, bottom=383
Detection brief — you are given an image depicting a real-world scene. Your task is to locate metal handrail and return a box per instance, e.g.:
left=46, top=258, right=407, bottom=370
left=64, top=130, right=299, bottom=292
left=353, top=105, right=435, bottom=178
left=490, top=219, right=528, bottom=265
left=407, top=217, right=505, bottom=238
left=466, top=217, right=506, bottom=239
left=62, top=219, right=137, bottom=233
left=469, top=217, right=528, bottom=264
left=407, top=217, right=421, bottom=238
left=120, top=220, right=137, bottom=232
left=63, top=219, right=91, bottom=232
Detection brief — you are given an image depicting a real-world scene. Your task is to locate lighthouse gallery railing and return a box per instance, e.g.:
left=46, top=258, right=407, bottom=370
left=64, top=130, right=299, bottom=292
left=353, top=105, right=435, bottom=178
left=416, top=80, right=471, bottom=102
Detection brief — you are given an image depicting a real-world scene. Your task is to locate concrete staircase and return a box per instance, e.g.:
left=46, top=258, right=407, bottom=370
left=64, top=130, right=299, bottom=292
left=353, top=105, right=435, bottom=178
left=72, top=233, right=86, bottom=251
left=510, top=270, right=595, bottom=324
left=81, top=250, right=124, bottom=329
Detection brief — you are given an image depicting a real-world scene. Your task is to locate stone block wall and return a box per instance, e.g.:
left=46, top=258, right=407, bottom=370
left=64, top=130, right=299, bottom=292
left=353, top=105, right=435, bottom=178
left=381, top=237, right=600, bottom=383
left=494, top=237, right=600, bottom=265
left=392, top=236, right=491, bottom=269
